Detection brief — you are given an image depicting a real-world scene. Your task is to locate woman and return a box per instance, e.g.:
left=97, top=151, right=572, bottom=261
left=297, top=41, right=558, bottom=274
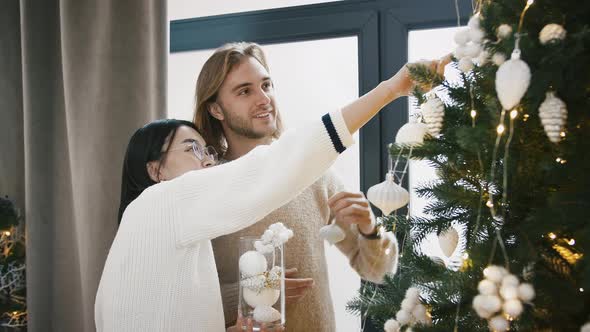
left=94, top=57, right=448, bottom=332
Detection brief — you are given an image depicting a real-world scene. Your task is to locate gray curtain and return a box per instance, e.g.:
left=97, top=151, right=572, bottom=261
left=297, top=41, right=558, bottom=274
left=0, top=1, right=167, bottom=331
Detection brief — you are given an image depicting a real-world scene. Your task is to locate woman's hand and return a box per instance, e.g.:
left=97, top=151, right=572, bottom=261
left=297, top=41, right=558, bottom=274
left=390, top=54, right=452, bottom=97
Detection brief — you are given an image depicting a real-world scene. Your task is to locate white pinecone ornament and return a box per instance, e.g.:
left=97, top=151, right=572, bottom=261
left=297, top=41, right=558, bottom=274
left=420, top=95, right=445, bottom=137
left=539, top=91, right=567, bottom=143
left=539, top=23, right=567, bottom=45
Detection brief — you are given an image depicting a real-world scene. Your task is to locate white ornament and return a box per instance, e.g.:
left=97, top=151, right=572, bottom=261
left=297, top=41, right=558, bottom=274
left=478, top=279, right=498, bottom=296
left=492, top=53, right=506, bottom=66
left=438, top=227, right=459, bottom=257
left=405, top=287, right=421, bottom=303
left=503, top=299, right=523, bottom=318
left=384, top=319, right=401, bottom=332
left=464, top=43, right=482, bottom=58
left=518, top=283, right=535, bottom=302
left=401, top=298, right=415, bottom=311
left=476, top=50, right=490, bottom=66
left=241, top=275, right=266, bottom=292
left=539, top=91, right=567, bottom=143
left=266, top=266, right=282, bottom=289
left=473, top=295, right=494, bottom=319
left=243, top=288, right=280, bottom=308
left=497, top=24, right=513, bottom=39
left=319, top=223, right=346, bottom=245
left=420, top=95, right=445, bottom=137
left=454, top=28, right=471, bottom=45
left=499, top=284, right=519, bottom=300
left=395, top=309, right=412, bottom=325
left=367, top=172, right=409, bottom=216
left=453, top=45, right=468, bottom=59
left=539, top=23, right=566, bottom=45
left=253, top=305, right=281, bottom=323
left=581, top=322, right=590, bottom=332
left=395, top=119, right=429, bottom=146
left=468, top=13, right=481, bottom=29
left=412, top=304, right=429, bottom=324
left=254, top=241, right=274, bottom=254
left=489, top=315, right=510, bottom=331
left=483, top=266, right=505, bottom=283
left=495, top=50, right=531, bottom=110
left=469, top=28, right=485, bottom=44
left=239, top=251, right=267, bottom=277
left=459, top=57, right=475, bottom=73
left=501, top=275, right=520, bottom=288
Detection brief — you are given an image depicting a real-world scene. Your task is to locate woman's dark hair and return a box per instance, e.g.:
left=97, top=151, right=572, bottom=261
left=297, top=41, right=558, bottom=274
left=118, top=119, right=198, bottom=224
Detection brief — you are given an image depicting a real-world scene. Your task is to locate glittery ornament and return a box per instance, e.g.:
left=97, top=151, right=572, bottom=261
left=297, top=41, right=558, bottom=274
left=539, top=23, right=566, bottom=45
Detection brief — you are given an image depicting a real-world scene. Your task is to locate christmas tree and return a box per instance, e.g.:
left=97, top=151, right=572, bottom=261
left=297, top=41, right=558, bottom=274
left=349, top=0, right=590, bottom=331
left=0, top=197, right=27, bottom=330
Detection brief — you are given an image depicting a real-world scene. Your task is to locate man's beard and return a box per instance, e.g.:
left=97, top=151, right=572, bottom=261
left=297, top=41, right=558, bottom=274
left=220, top=105, right=277, bottom=139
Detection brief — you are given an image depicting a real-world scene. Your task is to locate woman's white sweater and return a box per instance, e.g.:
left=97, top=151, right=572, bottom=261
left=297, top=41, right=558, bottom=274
left=94, top=111, right=354, bottom=332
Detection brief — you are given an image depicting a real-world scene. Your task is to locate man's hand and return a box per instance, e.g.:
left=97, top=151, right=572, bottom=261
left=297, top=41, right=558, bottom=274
left=284, top=268, right=314, bottom=304
left=328, top=192, right=375, bottom=235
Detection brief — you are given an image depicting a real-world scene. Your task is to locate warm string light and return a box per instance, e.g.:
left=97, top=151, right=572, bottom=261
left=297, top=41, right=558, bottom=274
left=523, top=114, right=530, bottom=121
left=518, top=0, right=535, bottom=34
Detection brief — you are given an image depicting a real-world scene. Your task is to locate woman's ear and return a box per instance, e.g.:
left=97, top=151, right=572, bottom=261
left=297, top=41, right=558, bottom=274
left=146, top=161, right=162, bottom=182
left=208, top=102, right=225, bottom=121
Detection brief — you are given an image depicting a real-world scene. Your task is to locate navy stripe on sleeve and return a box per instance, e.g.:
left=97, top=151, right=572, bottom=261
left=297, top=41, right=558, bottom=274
left=321, top=113, right=346, bottom=154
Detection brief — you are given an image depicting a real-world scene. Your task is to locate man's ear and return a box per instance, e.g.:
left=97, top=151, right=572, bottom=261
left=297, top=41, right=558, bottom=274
left=208, top=102, right=225, bottom=121
left=146, top=161, right=162, bottom=182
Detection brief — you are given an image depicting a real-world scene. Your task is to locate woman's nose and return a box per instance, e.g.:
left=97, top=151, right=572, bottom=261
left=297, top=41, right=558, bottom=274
left=201, top=159, right=216, bottom=168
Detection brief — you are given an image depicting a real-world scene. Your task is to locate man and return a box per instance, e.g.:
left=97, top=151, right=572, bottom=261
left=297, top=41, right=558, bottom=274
left=193, top=42, right=398, bottom=331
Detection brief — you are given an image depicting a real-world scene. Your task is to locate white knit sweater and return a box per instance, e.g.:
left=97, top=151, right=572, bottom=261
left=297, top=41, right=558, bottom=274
left=94, top=111, right=354, bottom=332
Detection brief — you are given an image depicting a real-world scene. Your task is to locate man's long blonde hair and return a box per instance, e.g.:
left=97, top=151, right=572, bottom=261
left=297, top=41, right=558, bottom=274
left=193, top=42, right=284, bottom=156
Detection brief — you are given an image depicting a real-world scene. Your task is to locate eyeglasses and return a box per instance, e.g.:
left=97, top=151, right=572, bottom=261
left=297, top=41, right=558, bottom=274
left=165, top=141, right=218, bottom=164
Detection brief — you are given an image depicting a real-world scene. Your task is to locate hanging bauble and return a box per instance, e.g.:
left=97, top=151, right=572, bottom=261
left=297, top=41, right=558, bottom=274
left=395, top=118, right=429, bottom=146
left=243, top=288, right=280, bottom=308
left=496, top=24, right=513, bottom=39
left=239, top=251, right=267, bottom=278
left=367, top=172, right=409, bottom=216
left=420, top=95, right=445, bottom=137
left=438, top=227, right=459, bottom=257
left=253, top=305, right=281, bottom=323
left=319, top=222, right=346, bottom=245
left=495, top=49, right=531, bottom=110
left=539, top=23, right=566, bottom=45
left=538, top=91, right=567, bottom=143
